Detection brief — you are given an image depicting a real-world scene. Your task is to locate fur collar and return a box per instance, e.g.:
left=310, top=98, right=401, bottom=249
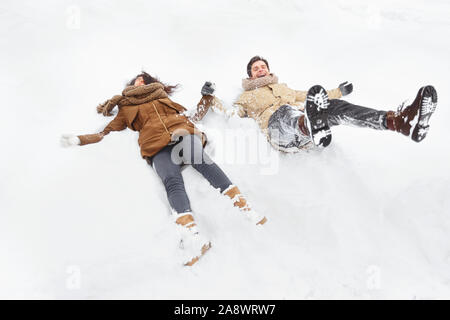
left=242, top=74, right=279, bottom=91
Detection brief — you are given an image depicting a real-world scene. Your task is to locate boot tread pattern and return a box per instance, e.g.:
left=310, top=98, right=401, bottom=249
left=305, top=85, right=332, bottom=147
left=412, top=85, right=437, bottom=142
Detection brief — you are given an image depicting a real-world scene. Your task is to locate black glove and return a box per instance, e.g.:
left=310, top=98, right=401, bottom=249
left=201, top=81, right=215, bottom=96
left=339, top=81, right=353, bottom=96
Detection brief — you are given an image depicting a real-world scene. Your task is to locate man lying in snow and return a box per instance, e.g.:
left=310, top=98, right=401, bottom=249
left=191, top=55, right=438, bottom=152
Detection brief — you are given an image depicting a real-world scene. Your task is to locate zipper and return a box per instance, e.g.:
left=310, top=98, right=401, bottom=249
left=152, top=102, right=171, bottom=135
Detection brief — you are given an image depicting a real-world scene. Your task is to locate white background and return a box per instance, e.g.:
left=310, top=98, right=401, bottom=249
left=1, top=0, right=449, bottom=299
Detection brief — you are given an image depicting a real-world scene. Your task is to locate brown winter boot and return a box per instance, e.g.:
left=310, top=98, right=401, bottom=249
left=298, top=115, right=310, bottom=136
left=174, top=212, right=211, bottom=266
left=222, top=185, right=267, bottom=225
left=385, top=86, right=437, bottom=142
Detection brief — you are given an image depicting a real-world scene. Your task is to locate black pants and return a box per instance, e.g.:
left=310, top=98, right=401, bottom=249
left=328, top=99, right=387, bottom=130
left=267, top=100, right=388, bottom=151
left=149, top=135, right=232, bottom=214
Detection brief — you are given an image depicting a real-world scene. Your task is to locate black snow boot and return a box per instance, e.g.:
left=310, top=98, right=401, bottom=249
left=305, top=85, right=332, bottom=147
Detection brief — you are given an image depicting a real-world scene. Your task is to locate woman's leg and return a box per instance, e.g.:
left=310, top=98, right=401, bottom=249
left=174, top=135, right=266, bottom=224
left=151, top=145, right=192, bottom=213
left=152, top=145, right=211, bottom=266
left=176, top=134, right=232, bottom=192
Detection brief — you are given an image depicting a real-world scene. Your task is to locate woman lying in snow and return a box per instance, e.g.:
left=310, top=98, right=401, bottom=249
left=61, top=71, right=267, bottom=266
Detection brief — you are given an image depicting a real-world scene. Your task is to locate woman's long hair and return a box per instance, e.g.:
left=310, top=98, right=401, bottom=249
left=127, top=71, right=179, bottom=96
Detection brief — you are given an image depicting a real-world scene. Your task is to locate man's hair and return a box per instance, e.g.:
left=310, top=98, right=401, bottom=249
left=246, top=56, right=269, bottom=77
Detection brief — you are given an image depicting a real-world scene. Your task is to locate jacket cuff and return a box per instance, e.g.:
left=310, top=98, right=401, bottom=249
left=78, top=133, right=104, bottom=146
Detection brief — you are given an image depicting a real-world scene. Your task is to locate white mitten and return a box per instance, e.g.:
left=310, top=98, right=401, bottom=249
left=60, top=134, right=81, bottom=147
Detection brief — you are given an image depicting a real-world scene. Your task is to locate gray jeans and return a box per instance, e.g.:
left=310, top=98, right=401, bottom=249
left=149, top=134, right=232, bottom=214
left=267, top=100, right=388, bottom=151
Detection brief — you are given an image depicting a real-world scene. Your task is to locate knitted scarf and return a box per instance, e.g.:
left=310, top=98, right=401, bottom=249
left=241, top=74, right=279, bottom=91
left=97, top=82, right=169, bottom=116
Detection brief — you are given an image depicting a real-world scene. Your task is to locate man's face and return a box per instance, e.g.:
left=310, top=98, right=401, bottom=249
left=250, top=60, right=270, bottom=79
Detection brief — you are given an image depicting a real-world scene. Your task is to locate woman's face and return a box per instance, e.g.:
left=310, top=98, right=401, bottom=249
left=134, top=76, right=145, bottom=86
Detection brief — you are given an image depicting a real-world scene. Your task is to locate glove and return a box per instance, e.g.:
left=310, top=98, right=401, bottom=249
left=339, top=81, right=353, bottom=96
left=201, top=81, right=215, bottom=96
left=60, top=134, right=81, bottom=147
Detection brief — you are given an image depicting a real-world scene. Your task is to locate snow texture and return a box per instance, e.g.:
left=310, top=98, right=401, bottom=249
left=1, top=0, right=450, bottom=299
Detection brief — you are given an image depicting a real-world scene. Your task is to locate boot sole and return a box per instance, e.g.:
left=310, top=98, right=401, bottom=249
left=412, top=85, right=437, bottom=142
left=305, top=85, right=332, bottom=147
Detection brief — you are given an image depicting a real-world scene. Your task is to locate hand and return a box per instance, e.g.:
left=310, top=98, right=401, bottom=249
left=60, top=134, right=81, bottom=147
left=339, top=81, right=353, bottom=96
left=201, top=81, right=215, bottom=96
left=97, top=100, right=115, bottom=116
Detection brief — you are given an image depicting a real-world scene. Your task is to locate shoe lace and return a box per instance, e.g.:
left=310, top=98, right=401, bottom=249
left=396, top=100, right=409, bottom=113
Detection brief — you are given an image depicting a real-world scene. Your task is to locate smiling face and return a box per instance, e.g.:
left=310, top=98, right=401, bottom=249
left=250, top=60, right=270, bottom=79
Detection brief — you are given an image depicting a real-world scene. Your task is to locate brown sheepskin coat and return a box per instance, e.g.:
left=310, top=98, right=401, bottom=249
left=78, top=83, right=205, bottom=158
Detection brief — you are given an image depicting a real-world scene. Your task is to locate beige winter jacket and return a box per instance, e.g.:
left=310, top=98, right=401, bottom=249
left=234, top=74, right=342, bottom=130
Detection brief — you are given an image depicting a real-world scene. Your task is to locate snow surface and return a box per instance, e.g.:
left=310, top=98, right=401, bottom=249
left=1, top=0, right=450, bottom=299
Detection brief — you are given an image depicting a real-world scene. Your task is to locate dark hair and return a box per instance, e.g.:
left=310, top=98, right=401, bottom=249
left=246, top=56, right=270, bottom=77
left=127, top=71, right=179, bottom=96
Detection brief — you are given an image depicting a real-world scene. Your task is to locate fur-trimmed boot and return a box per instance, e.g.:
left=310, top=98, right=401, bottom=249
left=174, top=212, right=211, bottom=266
left=386, top=85, right=437, bottom=142
left=222, top=185, right=267, bottom=225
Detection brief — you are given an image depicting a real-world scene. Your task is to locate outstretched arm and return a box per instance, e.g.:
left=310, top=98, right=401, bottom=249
left=190, top=82, right=216, bottom=122
left=191, top=95, right=215, bottom=122
left=190, top=81, right=249, bottom=121
left=295, top=89, right=308, bottom=103
left=295, top=88, right=343, bottom=102
left=231, top=91, right=249, bottom=118
left=61, top=113, right=127, bottom=147
left=326, top=87, right=343, bottom=100
left=295, top=81, right=353, bottom=102
left=231, top=101, right=247, bottom=118
left=190, top=81, right=231, bottom=122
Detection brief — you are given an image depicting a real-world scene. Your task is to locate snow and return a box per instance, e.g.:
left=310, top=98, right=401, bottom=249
left=1, top=0, right=450, bottom=299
